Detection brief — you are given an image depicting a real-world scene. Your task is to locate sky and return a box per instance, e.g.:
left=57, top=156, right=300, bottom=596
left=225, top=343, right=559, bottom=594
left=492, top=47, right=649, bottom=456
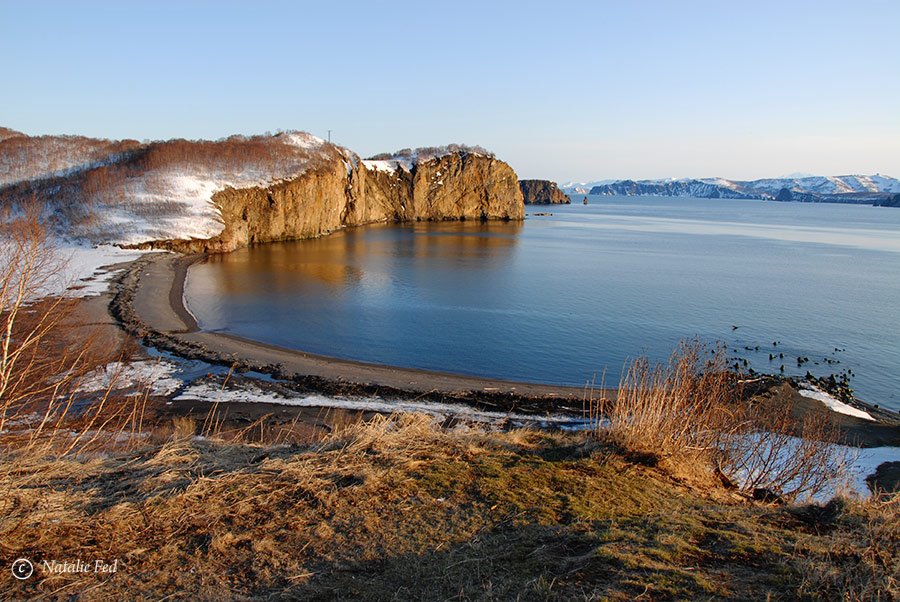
left=2, top=0, right=899, bottom=182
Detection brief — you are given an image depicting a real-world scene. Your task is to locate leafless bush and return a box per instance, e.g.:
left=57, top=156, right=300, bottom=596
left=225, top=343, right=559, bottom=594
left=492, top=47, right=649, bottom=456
left=594, top=341, right=852, bottom=501
left=0, top=209, right=75, bottom=430
left=719, top=401, right=853, bottom=501
left=367, top=143, right=494, bottom=162
left=0, top=211, right=147, bottom=457
left=595, top=341, right=735, bottom=461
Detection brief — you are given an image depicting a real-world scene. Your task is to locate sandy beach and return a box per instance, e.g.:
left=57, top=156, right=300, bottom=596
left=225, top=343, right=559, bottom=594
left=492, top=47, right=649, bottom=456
left=112, top=252, right=599, bottom=415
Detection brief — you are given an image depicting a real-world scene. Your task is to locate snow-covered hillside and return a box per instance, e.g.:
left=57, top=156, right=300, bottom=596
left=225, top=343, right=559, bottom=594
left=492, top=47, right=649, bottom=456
left=0, top=130, right=342, bottom=246
left=0, top=130, right=141, bottom=187
left=569, top=174, right=900, bottom=204
left=737, top=174, right=900, bottom=197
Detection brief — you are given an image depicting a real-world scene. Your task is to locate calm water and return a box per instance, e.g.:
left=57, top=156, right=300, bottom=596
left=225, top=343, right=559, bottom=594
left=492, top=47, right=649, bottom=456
left=185, top=197, right=900, bottom=410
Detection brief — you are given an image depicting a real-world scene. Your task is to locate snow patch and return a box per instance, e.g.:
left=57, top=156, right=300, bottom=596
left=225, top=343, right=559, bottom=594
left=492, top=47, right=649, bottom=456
left=173, top=380, right=593, bottom=429
left=57, top=243, right=149, bottom=297
left=281, top=132, right=326, bottom=150
left=362, top=159, right=413, bottom=173
left=798, top=385, right=874, bottom=421
left=76, top=360, right=182, bottom=397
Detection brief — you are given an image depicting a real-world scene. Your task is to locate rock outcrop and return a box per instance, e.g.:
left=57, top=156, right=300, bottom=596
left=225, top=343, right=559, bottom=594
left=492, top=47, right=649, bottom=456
left=519, top=180, right=570, bottom=204
left=875, top=193, right=900, bottom=208
left=160, top=150, right=524, bottom=253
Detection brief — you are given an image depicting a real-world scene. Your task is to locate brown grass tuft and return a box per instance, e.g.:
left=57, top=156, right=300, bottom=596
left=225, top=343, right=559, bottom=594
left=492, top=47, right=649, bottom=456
left=798, top=492, right=899, bottom=600
left=593, top=341, right=852, bottom=501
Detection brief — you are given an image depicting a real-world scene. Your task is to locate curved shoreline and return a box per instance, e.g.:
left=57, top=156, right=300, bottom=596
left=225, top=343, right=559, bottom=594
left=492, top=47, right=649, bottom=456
left=109, top=249, right=900, bottom=445
left=112, top=252, right=597, bottom=415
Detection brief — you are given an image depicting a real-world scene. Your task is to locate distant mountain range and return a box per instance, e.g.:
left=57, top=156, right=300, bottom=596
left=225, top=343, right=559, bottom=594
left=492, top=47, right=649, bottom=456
left=561, top=175, right=900, bottom=206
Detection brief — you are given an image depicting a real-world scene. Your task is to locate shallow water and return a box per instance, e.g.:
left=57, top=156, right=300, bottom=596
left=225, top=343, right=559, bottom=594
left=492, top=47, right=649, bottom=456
left=185, top=197, right=900, bottom=411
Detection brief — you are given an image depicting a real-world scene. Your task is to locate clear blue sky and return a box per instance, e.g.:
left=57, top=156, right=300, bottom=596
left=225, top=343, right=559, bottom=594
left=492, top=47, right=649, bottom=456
left=2, top=0, right=898, bottom=182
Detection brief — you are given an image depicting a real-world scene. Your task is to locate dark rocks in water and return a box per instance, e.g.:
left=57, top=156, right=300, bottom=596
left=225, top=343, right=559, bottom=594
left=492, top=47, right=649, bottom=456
left=519, top=179, right=570, bottom=204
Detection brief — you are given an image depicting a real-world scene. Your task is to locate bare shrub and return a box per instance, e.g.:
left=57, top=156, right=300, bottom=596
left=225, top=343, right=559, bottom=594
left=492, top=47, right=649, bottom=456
left=596, top=341, right=735, bottom=461
left=367, top=143, right=494, bottom=162
left=594, top=341, right=852, bottom=501
left=0, top=209, right=77, bottom=430
left=0, top=211, right=147, bottom=458
left=719, top=401, right=853, bottom=501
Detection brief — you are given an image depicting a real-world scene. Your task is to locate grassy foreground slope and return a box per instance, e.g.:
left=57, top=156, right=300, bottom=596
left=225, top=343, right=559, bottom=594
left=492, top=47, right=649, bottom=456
left=2, top=414, right=896, bottom=601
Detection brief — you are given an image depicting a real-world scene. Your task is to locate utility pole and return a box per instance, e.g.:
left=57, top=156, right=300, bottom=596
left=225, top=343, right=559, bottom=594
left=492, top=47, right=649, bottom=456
left=327, top=130, right=332, bottom=143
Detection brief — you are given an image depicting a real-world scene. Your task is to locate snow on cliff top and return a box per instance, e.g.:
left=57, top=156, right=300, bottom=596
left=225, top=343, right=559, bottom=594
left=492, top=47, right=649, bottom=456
left=362, top=144, right=494, bottom=175
left=1, top=130, right=348, bottom=246
left=361, top=159, right=414, bottom=173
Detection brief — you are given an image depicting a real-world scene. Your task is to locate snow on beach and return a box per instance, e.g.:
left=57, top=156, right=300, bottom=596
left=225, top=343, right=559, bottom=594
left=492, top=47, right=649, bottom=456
left=76, top=360, right=183, bottom=397
left=173, top=377, right=895, bottom=499
left=0, top=231, right=147, bottom=300
left=798, top=384, right=875, bottom=421
left=173, top=379, right=593, bottom=430
left=55, top=242, right=148, bottom=297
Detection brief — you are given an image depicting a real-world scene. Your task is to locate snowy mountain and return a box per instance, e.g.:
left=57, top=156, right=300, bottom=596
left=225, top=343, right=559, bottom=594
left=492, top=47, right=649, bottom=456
left=570, top=174, right=900, bottom=205
left=560, top=179, right=616, bottom=194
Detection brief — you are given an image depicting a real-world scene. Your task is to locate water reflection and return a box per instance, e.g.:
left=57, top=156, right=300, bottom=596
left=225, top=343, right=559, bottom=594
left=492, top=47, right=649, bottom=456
left=184, top=201, right=900, bottom=409
left=196, top=221, right=523, bottom=295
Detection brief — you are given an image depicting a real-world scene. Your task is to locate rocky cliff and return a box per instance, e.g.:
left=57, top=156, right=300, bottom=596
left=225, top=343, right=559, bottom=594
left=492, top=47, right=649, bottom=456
left=0, top=129, right=525, bottom=253
left=519, top=180, right=570, bottom=204
left=874, top=193, right=900, bottom=208
left=159, top=150, right=524, bottom=253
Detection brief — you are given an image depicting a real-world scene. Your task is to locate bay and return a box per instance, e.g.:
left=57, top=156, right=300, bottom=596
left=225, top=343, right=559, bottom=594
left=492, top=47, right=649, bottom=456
left=184, top=197, right=900, bottom=411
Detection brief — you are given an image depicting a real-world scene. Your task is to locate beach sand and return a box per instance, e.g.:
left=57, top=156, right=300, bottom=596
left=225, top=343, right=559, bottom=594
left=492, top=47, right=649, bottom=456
left=115, top=253, right=596, bottom=413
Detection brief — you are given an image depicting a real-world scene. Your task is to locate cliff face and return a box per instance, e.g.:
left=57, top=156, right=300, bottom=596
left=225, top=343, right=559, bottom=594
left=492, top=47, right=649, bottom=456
left=162, top=151, right=524, bottom=253
left=874, top=193, right=900, bottom=208
left=519, top=180, right=570, bottom=204
left=590, top=180, right=759, bottom=199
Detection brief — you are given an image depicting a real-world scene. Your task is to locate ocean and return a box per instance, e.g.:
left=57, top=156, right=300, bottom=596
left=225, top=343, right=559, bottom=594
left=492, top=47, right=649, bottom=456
left=184, top=196, right=900, bottom=411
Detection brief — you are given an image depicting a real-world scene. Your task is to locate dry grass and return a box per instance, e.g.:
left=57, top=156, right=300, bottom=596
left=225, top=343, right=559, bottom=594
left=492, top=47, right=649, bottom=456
left=796, top=493, right=899, bottom=601
left=593, top=342, right=852, bottom=501
left=0, top=412, right=894, bottom=600
left=0, top=216, right=891, bottom=600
